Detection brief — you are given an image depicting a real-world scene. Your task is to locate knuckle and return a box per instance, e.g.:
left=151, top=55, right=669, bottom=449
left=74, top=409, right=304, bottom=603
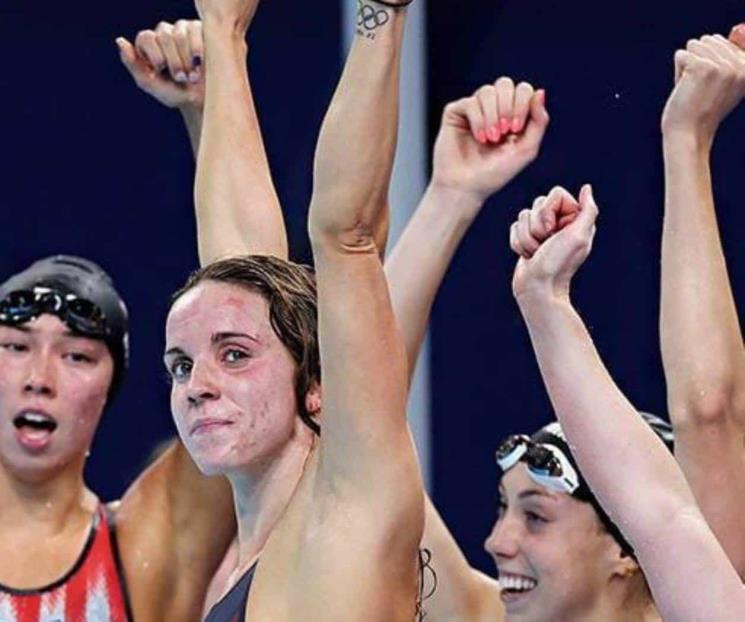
left=516, top=81, right=534, bottom=94
left=136, top=30, right=155, bottom=45
left=475, top=84, right=496, bottom=98
left=155, top=21, right=173, bottom=33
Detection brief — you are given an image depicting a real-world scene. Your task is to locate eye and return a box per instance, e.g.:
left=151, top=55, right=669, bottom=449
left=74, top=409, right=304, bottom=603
left=221, top=347, right=250, bottom=365
left=64, top=352, right=94, bottom=364
left=169, top=358, right=193, bottom=382
left=0, top=342, right=28, bottom=353
left=525, top=510, right=548, bottom=525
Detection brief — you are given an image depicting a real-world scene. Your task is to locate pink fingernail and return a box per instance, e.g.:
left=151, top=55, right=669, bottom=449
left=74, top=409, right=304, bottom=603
left=500, top=118, right=511, bottom=133
left=511, top=117, right=523, bottom=133
left=487, top=126, right=501, bottom=142
left=476, top=129, right=488, bottom=144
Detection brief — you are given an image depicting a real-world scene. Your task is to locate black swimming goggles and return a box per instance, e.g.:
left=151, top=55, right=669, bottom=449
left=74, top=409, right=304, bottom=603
left=0, top=287, right=107, bottom=337
left=496, top=434, right=580, bottom=495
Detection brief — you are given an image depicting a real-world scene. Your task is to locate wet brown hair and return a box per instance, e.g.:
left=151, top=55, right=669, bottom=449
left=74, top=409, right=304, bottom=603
left=171, top=255, right=321, bottom=435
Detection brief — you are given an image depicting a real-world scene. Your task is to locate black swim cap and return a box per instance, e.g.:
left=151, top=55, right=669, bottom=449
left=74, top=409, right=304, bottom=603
left=0, top=255, right=129, bottom=399
left=504, top=412, right=674, bottom=558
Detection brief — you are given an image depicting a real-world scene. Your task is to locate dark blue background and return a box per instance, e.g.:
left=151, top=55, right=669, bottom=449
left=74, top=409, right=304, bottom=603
left=1, top=0, right=743, bottom=579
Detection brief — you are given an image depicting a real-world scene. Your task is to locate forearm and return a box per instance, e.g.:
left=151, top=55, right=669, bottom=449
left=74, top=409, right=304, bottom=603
left=180, top=105, right=203, bottom=156
left=661, top=131, right=745, bottom=422
left=197, top=20, right=286, bottom=264
left=309, top=2, right=406, bottom=246
left=385, top=183, right=482, bottom=380
left=518, top=291, right=697, bottom=543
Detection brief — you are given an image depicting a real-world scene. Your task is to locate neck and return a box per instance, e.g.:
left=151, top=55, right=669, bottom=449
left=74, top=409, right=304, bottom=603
left=228, top=430, right=315, bottom=571
left=0, top=454, right=96, bottom=535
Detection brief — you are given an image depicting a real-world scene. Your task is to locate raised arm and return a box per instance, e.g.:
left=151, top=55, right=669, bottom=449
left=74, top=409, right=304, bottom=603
left=387, top=78, right=548, bottom=383
left=308, top=0, right=422, bottom=529
left=118, top=20, right=205, bottom=154
left=385, top=79, right=548, bottom=621
left=660, top=31, right=745, bottom=576
left=194, top=0, right=287, bottom=262
left=510, top=186, right=745, bottom=622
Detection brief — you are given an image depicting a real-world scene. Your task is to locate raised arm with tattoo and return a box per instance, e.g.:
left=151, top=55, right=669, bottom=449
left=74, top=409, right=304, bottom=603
left=385, top=78, right=549, bottom=622
left=660, top=29, right=745, bottom=577
left=510, top=186, right=745, bottom=621
left=306, top=1, right=425, bottom=619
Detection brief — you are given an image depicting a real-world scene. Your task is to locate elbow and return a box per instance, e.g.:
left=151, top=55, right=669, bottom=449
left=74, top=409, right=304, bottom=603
left=669, top=382, right=744, bottom=430
left=308, top=203, right=380, bottom=255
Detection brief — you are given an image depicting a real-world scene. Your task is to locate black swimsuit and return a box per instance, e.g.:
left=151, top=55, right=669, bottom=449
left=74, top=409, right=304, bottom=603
left=204, top=563, right=258, bottom=622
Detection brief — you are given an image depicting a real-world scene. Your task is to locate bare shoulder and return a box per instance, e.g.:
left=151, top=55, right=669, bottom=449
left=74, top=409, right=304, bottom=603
left=245, top=453, right=424, bottom=622
left=110, top=441, right=235, bottom=622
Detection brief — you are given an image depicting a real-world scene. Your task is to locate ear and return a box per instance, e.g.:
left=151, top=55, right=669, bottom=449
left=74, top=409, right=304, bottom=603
left=607, top=544, right=641, bottom=580
left=304, top=382, right=322, bottom=415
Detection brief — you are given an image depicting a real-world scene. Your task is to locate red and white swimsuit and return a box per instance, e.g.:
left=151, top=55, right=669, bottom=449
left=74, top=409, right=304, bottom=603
left=0, top=505, right=132, bottom=622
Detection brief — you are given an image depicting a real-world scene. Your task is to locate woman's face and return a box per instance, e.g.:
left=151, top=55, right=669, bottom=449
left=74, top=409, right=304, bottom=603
left=484, top=464, right=626, bottom=622
left=165, top=281, right=302, bottom=477
left=0, top=315, right=112, bottom=483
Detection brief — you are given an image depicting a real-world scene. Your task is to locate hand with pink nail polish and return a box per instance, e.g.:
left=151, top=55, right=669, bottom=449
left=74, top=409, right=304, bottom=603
left=117, top=20, right=205, bottom=112
left=662, top=29, right=745, bottom=143
left=431, top=78, right=550, bottom=205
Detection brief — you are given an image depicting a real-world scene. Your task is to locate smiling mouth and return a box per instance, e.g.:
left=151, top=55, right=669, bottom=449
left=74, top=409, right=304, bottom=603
left=13, top=411, right=58, bottom=434
left=499, top=573, right=538, bottom=599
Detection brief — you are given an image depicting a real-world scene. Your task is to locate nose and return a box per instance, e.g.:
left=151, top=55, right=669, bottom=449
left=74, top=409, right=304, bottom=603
left=484, top=515, right=520, bottom=561
left=23, top=351, right=56, bottom=398
left=186, top=361, right=221, bottom=407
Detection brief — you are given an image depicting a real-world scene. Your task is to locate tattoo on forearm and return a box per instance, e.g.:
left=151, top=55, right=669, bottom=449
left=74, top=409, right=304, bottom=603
left=356, top=0, right=391, bottom=40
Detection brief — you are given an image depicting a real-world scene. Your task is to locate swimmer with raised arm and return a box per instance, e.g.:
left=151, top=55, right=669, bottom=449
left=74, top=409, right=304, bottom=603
left=510, top=183, right=745, bottom=620
left=164, top=0, right=424, bottom=620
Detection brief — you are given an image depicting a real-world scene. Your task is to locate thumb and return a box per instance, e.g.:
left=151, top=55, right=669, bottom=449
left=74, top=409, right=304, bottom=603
left=575, top=184, right=599, bottom=236
left=729, top=24, right=745, bottom=50
left=522, top=89, right=550, bottom=146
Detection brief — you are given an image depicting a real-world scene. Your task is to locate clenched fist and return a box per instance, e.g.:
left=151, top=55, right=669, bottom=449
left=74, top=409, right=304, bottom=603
left=431, top=77, right=550, bottom=206
left=662, top=31, right=745, bottom=141
left=510, top=185, right=598, bottom=300
left=118, top=20, right=204, bottom=111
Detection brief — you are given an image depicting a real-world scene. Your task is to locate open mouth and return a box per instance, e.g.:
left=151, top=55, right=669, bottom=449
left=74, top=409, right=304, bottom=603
left=499, top=574, right=538, bottom=600
left=13, top=411, right=59, bottom=434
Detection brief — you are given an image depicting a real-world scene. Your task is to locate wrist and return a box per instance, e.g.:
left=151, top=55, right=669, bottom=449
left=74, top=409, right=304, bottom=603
left=515, top=285, right=572, bottom=317
left=179, top=103, right=203, bottom=124
left=661, top=124, right=714, bottom=154
left=202, top=15, right=250, bottom=44
left=426, top=180, right=486, bottom=220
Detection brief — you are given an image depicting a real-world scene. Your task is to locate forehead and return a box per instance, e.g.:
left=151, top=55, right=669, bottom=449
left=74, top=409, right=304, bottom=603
left=167, top=281, right=271, bottom=339
left=499, top=464, right=563, bottom=503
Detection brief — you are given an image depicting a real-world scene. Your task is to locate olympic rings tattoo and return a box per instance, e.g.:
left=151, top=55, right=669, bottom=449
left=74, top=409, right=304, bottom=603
left=357, top=0, right=391, bottom=31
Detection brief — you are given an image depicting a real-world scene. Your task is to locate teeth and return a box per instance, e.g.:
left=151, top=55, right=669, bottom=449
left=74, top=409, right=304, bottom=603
left=500, top=574, right=537, bottom=592
left=23, top=413, right=51, bottom=424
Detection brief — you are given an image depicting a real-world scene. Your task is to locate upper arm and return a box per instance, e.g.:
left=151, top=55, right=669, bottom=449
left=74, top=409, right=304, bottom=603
left=422, top=496, right=503, bottom=622
left=311, top=238, right=423, bottom=530
left=637, top=505, right=745, bottom=622
left=673, top=387, right=745, bottom=578
left=115, top=441, right=236, bottom=620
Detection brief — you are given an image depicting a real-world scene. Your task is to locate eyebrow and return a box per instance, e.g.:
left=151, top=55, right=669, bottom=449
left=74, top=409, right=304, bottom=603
left=518, top=489, right=558, bottom=502
left=498, top=484, right=558, bottom=502
left=164, top=331, right=260, bottom=358
left=211, top=331, right=259, bottom=345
